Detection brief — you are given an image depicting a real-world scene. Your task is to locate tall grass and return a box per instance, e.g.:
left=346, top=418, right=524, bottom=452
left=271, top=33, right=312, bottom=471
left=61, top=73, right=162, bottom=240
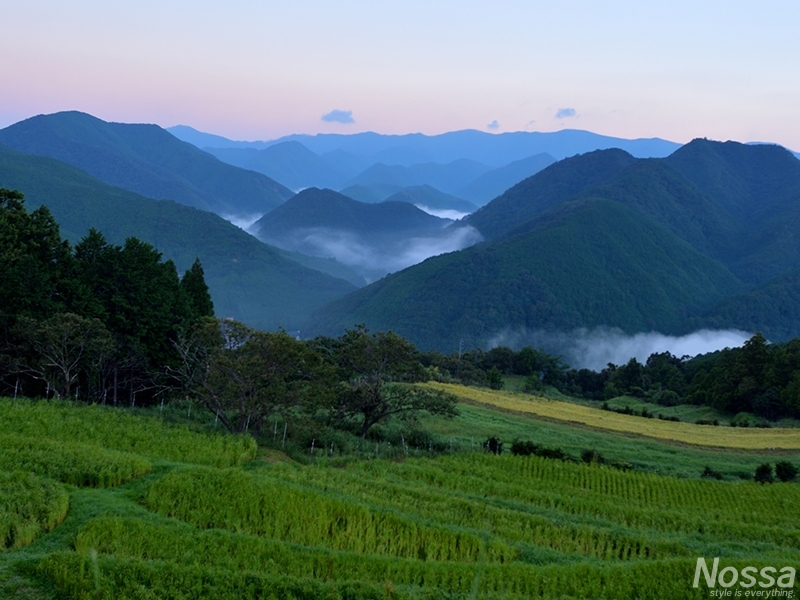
left=0, top=470, right=69, bottom=550
left=39, top=551, right=417, bottom=600
left=62, top=520, right=800, bottom=599
left=0, top=434, right=151, bottom=487
left=145, top=467, right=515, bottom=563
left=0, top=398, right=256, bottom=466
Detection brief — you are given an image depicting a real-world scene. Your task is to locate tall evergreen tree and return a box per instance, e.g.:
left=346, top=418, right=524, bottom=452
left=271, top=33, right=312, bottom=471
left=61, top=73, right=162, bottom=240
left=181, top=258, right=214, bottom=319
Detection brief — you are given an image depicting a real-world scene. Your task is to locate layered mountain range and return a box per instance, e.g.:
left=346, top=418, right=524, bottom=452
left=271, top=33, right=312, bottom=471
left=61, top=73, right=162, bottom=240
left=304, top=141, right=800, bottom=351
left=3, top=110, right=800, bottom=354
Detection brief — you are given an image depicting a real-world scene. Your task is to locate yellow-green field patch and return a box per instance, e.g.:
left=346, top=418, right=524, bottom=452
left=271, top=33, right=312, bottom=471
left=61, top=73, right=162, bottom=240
left=426, top=382, right=800, bottom=449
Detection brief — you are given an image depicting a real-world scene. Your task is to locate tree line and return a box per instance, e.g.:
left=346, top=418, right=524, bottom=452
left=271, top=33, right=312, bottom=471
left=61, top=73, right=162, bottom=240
left=1, top=189, right=213, bottom=405
left=1, top=189, right=456, bottom=439
left=5, top=186, right=799, bottom=436
left=429, top=333, right=800, bottom=421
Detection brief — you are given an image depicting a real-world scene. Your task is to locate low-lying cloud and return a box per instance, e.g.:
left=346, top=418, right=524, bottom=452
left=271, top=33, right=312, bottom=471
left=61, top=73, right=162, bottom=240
left=415, top=204, right=471, bottom=220
left=222, top=213, right=264, bottom=232
left=261, top=225, right=483, bottom=282
left=488, top=326, right=752, bottom=371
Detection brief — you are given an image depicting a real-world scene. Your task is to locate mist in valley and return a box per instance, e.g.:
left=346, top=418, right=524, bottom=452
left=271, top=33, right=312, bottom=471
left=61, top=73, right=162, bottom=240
left=488, top=326, right=753, bottom=371
left=257, top=224, right=483, bottom=282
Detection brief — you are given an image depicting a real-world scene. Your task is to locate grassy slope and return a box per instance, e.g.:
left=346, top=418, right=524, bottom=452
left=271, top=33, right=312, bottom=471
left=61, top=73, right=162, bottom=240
left=0, top=394, right=800, bottom=600
left=0, top=145, right=356, bottom=331
left=426, top=382, right=800, bottom=450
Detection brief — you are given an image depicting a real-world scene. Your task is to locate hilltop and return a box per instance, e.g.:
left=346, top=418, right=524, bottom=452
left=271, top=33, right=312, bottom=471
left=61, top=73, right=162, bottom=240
left=0, top=111, right=293, bottom=217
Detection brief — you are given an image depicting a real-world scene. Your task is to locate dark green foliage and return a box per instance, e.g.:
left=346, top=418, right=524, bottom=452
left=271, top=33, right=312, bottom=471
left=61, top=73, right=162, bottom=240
left=175, top=319, right=335, bottom=435
left=0, top=192, right=217, bottom=404
left=329, top=327, right=458, bottom=437
left=511, top=440, right=539, bottom=456
left=485, top=436, right=503, bottom=454
left=582, top=449, right=605, bottom=464
left=701, top=466, right=723, bottom=480
left=181, top=258, right=214, bottom=319
left=0, top=148, right=356, bottom=332
left=775, top=461, right=798, bottom=482
left=306, top=199, right=742, bottom=351
left=0, top=188, right=72, bottom=321
left=307, top=140, right=800, bottom=351
left=754, top=463, right=774, bottom=484
left=465, top=148, right=637, bottom=239
left=486, top=366, right=503, bottom=390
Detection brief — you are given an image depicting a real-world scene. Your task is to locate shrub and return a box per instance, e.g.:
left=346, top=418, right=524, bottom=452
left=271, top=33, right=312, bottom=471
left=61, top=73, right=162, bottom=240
left=581, top=449, right=605, bottom=464
left=538, top=447, right=566, bottom=460
left=701, top=466, right=723, bottom=480
left=485, top=437, right=503, bottom=455
left=754, top=463, right=774, bottom=484
left=653, top=390, right=681, bottom=407
left=511, top=440, right=539, bottom=456
left=486, top=367, right=504, bottom=390
left=775, top=461, right=798, bottom=482
left=522, top=373, right=542, bottom=393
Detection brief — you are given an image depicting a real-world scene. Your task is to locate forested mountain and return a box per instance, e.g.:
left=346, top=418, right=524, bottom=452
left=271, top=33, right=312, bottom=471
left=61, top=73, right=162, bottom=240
left=305, top=199, right=742, bottom=350
left=251, top=188, right=467, bottom=282
left=381, top=186, right=478, bottom=216
left=464, top=148, right=637, bottom=239
left=456, top=153, right=557, bottom=205
left=343, top=159, right=491, bottom=194
left=0, top=145, right=355, bottom=331
left=306, top=140, right=800, bottom=350
left=253, top=188, right=448, bottom=238
left=204, top=142, right=350, bottom=191
left=338, top=184, right=404, bottom=203
left=0, top=112, right=293, bottom=217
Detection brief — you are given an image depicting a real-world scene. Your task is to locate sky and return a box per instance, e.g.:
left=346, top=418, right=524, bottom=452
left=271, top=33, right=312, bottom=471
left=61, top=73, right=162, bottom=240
left=2, top=1, right=799, bottom=149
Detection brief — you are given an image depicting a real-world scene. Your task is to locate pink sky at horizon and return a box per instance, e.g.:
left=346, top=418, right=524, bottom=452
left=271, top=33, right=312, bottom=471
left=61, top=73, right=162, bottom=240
left=2, top=1, right=799, bottom=150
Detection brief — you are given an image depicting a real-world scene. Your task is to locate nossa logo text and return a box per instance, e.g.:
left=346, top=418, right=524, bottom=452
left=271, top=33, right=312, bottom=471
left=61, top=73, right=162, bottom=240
left=694, top=558, right=796, bottom=594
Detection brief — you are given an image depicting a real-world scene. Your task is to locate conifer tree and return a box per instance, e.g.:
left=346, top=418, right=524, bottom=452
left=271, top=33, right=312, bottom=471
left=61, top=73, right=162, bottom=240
left=181, top=258, right=214, bottom=319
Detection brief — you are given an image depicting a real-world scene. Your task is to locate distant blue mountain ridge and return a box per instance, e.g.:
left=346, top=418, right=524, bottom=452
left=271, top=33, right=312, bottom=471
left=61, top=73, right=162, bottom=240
left=168, top=125, right=681, bottom=166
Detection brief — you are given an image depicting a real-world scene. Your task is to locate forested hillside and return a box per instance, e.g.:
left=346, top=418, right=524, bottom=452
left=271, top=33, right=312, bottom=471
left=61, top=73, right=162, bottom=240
left=0, top=111, right=293, bottom=216
left=306, top=140, right=800, bottom=349
left=0, top=149, right=356, bottom=331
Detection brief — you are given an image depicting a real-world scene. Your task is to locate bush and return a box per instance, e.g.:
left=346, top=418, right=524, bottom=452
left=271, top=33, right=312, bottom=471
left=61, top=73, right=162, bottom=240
left=486, top=367, right=504, bottom=390
left=511, top=440, right=540, bottom=456
left=701, top=466, right=723, bottom=480
left=775, top=461, right=798, bottom=482
left=522, top=373, right=542, bottom=393
left=485, top=437, right=503, bottom=455
left=695, top=419, right=719, bottom=426
left=653, top=390, right=681, bottom=407
left=754, top=463, right=774, bottom=484
left=538, top=447, right=566, bottom=460
left=581, top=449, right=605, bottom=464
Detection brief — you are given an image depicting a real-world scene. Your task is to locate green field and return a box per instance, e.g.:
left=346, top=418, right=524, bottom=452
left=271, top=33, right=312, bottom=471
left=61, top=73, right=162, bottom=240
left=1, top=395, right=798, bottom=599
